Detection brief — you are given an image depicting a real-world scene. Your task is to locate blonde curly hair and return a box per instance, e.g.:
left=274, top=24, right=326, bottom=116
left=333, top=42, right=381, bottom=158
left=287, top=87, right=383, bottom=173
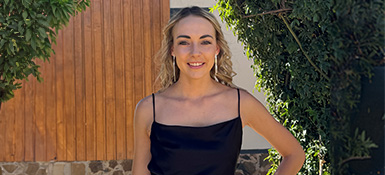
left=156, top=6, right=236, bottom=90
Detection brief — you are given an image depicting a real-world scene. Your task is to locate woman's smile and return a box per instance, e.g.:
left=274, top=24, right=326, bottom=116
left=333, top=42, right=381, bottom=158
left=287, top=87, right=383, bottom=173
left=171, top=15, right=219, bottom=80
left=188, top=62, right=205, bottom=69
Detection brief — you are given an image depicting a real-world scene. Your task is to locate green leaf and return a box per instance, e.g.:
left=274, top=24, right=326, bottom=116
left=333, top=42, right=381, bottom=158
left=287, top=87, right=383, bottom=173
left=0, top=40, right=6, bottom=48
left=313, top=14, right=319, bottom=22
left=8, top=42, right=15, bottom=54
left=52, top=5, right=57, bottom=17
left=4, top=0, right=9, bottom=5
left=4, top=63, right=9, bottom=72
left=26, top=29, right=31, bottom=41
left=37, top=19, right=50, bottom=28
left=25, top=19, right=32, bottom=27
left=31, top=37, right=36, bottom=50
left=22, top=11, right=28, bottom=20
left=38, top=27, right=47, bottom=38
left=18, top=21, right=25, bottom=34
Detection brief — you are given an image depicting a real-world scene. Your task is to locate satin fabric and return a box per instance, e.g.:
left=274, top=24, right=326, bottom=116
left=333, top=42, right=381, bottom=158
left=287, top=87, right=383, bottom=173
left=148, top=89, right=242, bottom=175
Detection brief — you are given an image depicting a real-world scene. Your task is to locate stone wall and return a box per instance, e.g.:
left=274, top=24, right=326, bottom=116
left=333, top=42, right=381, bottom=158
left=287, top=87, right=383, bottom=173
left=236, top=153, right=271, bottom=175
left=0, top=153, right=271, bottom=175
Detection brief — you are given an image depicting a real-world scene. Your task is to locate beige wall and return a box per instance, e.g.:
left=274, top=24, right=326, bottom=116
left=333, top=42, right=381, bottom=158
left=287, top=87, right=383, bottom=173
left=170, top=0, right=271, bottom=149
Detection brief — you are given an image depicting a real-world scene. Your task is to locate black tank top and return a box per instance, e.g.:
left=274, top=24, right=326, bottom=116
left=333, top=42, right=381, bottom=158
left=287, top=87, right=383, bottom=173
left=148, top=89, right=243, bottom=175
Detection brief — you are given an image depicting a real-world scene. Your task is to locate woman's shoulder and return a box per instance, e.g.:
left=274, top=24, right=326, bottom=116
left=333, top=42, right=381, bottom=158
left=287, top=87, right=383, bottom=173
left=221, top=86, right=255, bottom=100
left=135, top=94, right=153, bottom=112
left=237, top=87, right=257, bottom=101
left=134, top=94, right=154, bottom=128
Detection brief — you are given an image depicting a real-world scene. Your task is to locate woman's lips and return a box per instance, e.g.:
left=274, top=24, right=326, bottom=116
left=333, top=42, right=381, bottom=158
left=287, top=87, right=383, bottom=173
left=188, top=62, right=205, bottom=69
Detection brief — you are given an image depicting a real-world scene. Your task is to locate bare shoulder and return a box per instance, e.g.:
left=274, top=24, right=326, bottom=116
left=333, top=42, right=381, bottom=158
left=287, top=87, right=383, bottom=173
left=134, top=94, right=154, bottom=134
left=135, top=94, right=153, bottom=116
left=238, top=88, right=268, bottom=126
left=136, top=94, right=153, bottom=109
left=238, top=88, right=261, bottom=104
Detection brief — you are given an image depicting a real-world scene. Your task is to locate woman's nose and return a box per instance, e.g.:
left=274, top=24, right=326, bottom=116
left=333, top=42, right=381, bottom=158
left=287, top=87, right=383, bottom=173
left=191, top=43, right=201, bottom=56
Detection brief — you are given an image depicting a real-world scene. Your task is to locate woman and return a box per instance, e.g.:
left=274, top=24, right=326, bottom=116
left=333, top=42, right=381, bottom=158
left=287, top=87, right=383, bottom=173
left=133, top=6, right=305, bottom=175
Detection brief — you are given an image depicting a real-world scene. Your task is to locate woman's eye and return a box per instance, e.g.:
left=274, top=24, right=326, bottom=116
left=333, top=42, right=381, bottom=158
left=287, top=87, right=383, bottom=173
left=178, top=41, right=188, bottom=45
left=202, top=41, right=212, bottom=45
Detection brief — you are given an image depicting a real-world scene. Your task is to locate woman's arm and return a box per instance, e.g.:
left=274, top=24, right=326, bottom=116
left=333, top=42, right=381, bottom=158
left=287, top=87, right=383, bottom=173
left=132, top=96, right=153, bottom=175
left=240, top=90, right=305, bottom=174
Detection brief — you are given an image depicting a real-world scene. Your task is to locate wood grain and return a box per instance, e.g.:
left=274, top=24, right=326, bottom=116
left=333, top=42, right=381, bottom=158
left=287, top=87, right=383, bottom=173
left=0, top=0, right=169, bottom=161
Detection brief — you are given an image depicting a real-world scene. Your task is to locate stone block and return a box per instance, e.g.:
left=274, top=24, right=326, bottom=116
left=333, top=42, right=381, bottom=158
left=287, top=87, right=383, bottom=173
left=103, top=168, right=111, bottom=173
left=89, top=161, right=103, bottom=173
left=109, top=160, right=118, bottom=169
left=259, top=154, right=270, bottom=168
left=47, top=162, right=54, bottom=174
left=52, top=163, right=66, bottom=175
left=25, top=163, right=39, bottom=175
left=258, top=170, right=269, bottom=175
left=121, top=160, right=132, bottom=172
left=3, top=164, right=17, bottom=173
left=235, top=171, right=243, bottom=175
left=63, top=163, right=71, bottom=175
left=113, top=170, right=123, bottom=175
left=239, top=161, right=256, bottom=175
left=241, top=154, right=251, bottom=160
left=36, top=168, right=47, bottom=175
left=71, top=163, right=85, bottom=175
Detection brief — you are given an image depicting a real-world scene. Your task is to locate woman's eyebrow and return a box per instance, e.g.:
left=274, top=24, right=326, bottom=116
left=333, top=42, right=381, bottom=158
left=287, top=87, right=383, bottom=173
left=176, top=34, right=214, bottom=39
left=200, top=35, right=213, bottom=39
left=176, top=35, right=190, bottom=39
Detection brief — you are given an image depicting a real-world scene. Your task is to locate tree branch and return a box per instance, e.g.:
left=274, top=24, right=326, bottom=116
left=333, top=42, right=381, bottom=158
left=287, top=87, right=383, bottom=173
left=280, top=15, right=331, bottom=81
left=243, top=8, right=292, bottom=18
left=340, top=156, right=371, bottom=165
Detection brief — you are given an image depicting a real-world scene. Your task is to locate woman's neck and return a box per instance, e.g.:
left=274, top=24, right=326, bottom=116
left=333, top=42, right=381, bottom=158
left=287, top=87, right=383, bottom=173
left=172, top=76, right=219, bottom=99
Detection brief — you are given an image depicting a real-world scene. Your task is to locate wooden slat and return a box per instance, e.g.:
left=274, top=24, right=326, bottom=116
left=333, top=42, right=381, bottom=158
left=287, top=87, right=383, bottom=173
left=24, top=74, right=35, bottom=161
left=74, top=13, right=86, bottom=161
left=162, top=0, right=170, bottom=29
left=14, top=82, right=25, bottom=161
left=35, top=58, right=46, bottom=161
left=4, top=91, right=15, bottom=161
left=84, top=3, right=96, bottom=160
left=0, top=0, right=169, bottom=161
left=152, top=0, right=161, bottom=90
left=113, top=0, right=126, bottom=160
left=0, top=100, right=5, bottom=161
left=143, top=0, right=152, bottom=96
left=63, top=18, right=76, bottom=161
left=133, top=0, right=144, bottom=105
left=92, top=0, right=106, bottom=161
left=55, top=30, right=66, bottom=161
left=103, top=0, right=116, bottom=160
left=46, top=49, right=57, bottom=161
left=124, top=0, right=134, bottom=158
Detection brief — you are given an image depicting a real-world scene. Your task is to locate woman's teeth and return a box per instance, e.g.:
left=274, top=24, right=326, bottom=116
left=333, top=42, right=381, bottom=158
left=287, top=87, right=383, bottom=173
left=189, top=63, right=204, bottom=66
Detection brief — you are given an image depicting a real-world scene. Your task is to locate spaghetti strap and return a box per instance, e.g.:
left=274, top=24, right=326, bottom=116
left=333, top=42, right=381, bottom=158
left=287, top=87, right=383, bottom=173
left=148, top=88, right=243, bottom=175
left=237, top=88, right=240, bottom=116
left=152, top=93, right=155, bottom=120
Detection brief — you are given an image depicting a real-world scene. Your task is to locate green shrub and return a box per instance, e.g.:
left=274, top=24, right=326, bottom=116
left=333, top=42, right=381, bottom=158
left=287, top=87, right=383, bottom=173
left=0, top=0, right=90, bottom=108
left=213, top=0, right=384, bottom=174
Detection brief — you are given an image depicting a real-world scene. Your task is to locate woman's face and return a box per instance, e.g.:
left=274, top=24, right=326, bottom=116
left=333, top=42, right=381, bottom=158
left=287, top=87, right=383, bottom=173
left=171, top=15, right=219, bottom=81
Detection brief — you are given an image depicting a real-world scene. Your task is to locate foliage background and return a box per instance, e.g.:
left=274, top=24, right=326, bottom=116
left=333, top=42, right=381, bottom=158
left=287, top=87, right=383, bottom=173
left=214, top=0, right=384, bottom=174
left=0, top=0, right=90, bottom=108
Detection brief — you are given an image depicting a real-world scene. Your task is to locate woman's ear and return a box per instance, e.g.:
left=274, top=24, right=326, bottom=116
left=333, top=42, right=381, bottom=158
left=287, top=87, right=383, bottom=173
left=216, top=46, right=220, bottom=56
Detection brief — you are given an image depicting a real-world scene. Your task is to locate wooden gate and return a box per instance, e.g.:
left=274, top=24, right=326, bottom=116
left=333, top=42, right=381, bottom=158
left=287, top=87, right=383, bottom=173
left=0, top=0, right=169, bottom=162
